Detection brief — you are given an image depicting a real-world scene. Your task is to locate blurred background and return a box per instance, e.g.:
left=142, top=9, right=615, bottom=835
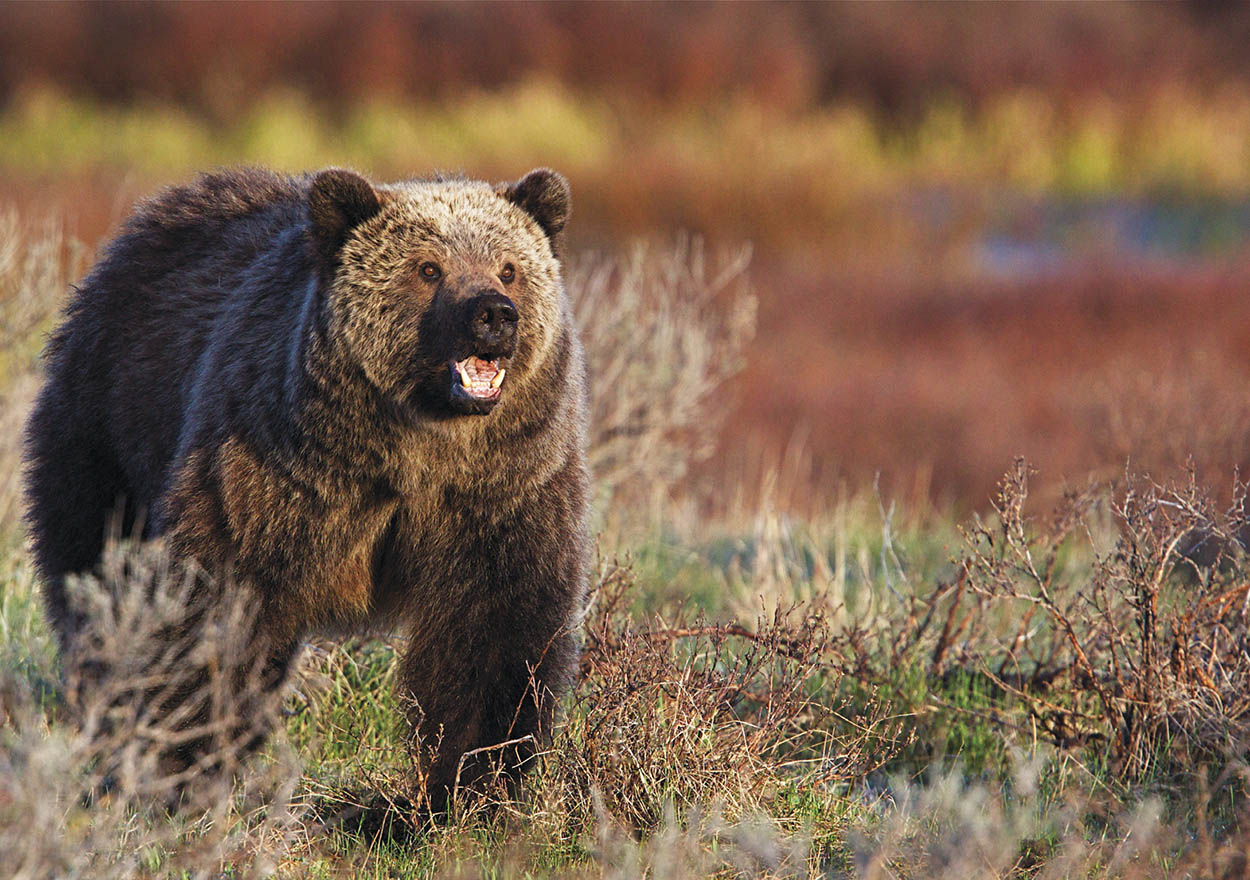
left=4, top=0, right=1250, bottom=515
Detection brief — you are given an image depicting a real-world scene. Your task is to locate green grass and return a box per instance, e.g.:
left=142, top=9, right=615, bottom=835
left=0, top=553, right=59, bottom=710
left=2, top=497, right=1247, bottom=877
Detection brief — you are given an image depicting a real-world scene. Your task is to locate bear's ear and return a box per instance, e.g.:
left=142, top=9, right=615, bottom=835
left=497, top=168, right=571, bottom=250
left=308, top=169, right=382, bottom=267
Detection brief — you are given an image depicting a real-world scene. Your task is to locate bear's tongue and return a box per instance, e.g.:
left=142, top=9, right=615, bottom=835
left=455, top=356, right=505, bottom=399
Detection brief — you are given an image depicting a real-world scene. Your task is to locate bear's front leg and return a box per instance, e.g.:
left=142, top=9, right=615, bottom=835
left=390, top=476, right=588, bottom=812
left=398, top=619, right=577, bottom=812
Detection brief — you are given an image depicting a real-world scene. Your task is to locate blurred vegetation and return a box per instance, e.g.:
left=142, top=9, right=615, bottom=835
left=5, top=80, right=1250, bottom=512
left=4, top=3, right=1250, bottom=120
left=6, top=83, right=1250, bottom=235
left=3, top=3, right=1250, bottom=508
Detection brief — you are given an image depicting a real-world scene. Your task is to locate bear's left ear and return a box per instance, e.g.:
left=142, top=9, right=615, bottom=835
left=308, top=169, right=382, bottom=268
left=497, top=168, right=571, bottom=251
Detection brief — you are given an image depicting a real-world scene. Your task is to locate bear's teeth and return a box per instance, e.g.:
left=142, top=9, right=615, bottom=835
left=491, top=369, right=506, bottom=389
left=456, top=362, right=473, bottom=388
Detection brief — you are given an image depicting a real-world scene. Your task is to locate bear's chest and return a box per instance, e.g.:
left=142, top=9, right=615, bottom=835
left=192, top=437, right=398, bottom=627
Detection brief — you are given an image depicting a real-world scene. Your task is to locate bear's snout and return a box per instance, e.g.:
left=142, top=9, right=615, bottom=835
left=465, top=292, right=518, bottom=359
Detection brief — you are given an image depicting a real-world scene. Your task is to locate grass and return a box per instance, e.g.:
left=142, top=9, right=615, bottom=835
left=6, top=476, right=1249, bottom=877
left=2, top=203, right=1250, bottom=877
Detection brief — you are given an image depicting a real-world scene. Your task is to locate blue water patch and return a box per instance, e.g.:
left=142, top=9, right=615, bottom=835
left=971, top=194, right=1250, bottom=279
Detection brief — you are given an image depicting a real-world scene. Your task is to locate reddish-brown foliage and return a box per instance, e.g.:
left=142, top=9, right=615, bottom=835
left=3, top=3, right=1250, bottom=118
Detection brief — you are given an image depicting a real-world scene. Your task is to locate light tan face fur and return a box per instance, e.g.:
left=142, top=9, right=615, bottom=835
left=329, top=177, right=567, bottom=418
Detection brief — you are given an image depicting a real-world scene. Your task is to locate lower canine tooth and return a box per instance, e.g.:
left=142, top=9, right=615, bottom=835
left=491, top=369, right=506, bottom=389
left=456, top=363, right=472, bottom=387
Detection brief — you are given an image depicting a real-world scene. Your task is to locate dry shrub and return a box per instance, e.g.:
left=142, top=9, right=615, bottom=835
left=876, top=458, right=1250, bottom=781
left=569, top=236, right=756, bottom=526
left=539, top=556, right=908, bottom=835
left=962, top=461, right=1250, bottom=777
left=0, top=541, right=303, bottom=879
left=0, top=209, right=82, bottom=544
left=62, top=541, right=298, bottom=798
left=848, top=759, right=1250, bottom=880
left=592, top=802, right=811, bottom=880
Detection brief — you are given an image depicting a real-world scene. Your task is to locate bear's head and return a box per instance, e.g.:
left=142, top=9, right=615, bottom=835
left=307, top=168, right=571, bottom=418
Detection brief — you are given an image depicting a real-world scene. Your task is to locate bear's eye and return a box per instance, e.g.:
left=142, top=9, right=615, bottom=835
left=419, top=262, right=442, bottom=281
left=499, top=263, right=516, bottom=284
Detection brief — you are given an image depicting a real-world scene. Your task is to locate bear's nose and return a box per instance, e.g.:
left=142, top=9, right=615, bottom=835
left=466, top=292, right=518, bottom=355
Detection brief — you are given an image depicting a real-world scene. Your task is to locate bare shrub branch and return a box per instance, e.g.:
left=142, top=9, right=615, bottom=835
left=545, top=555, right=911, bottom=833
left=877, top=459, right=1250, bottom=780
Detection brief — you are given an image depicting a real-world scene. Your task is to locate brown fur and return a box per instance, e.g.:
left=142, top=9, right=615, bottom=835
left=24, top=166, right=590, bottom=809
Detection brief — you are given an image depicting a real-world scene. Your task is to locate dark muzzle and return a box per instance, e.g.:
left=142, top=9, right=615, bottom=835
left=465, top=292, right=518, bottom=359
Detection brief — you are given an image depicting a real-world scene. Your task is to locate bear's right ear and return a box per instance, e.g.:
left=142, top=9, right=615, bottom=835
left=497, top=168, right=571, bottom=252
left=308, top=169, right=382, bottom=267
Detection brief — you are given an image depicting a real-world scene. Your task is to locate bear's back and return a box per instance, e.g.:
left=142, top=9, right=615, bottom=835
left=46, top=168, right=311, bottom=507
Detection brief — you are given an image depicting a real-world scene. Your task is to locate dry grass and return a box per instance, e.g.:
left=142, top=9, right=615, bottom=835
left=569, top=236, right=756, bottom=530
left=0, top=209, right=82, bottom=547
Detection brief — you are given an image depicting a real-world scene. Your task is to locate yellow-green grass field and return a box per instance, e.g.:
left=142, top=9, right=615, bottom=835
left=5, top=83, right=1250, bottom=255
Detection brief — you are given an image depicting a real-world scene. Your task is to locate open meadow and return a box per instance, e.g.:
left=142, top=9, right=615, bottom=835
left=3, top=203, right=1249, bottom=878
left=3, top=4, right=1250, bottom=877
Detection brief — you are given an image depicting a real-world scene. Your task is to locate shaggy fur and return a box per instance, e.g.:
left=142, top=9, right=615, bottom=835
left=24, top=166, right=590, bottom=808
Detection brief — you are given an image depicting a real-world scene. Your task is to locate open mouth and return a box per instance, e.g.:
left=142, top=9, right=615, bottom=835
left=449, top=356, right=507, bottom=409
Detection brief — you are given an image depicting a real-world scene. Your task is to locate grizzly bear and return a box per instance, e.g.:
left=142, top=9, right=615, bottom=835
left=23, top=166, right=590, bottom=808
